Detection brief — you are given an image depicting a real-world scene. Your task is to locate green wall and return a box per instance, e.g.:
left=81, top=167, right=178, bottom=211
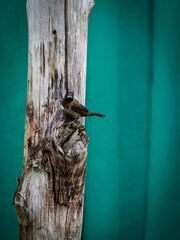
left=1, top=0, right=180, bottom=239
left=0, top=0, right=28, bottom=239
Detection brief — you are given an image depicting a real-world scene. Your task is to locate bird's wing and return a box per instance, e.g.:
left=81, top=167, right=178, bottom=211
left=71, top=102, right=91, bottom=116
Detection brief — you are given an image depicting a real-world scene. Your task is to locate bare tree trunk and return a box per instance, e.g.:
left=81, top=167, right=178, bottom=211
left=14, top=0, right=94, bottom=239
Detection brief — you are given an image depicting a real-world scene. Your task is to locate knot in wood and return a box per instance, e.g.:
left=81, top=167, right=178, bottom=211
left=48, top=121, right=89, bottom=205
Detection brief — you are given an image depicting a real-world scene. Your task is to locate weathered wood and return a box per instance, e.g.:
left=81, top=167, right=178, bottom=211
left=14, top=0, right=94, bottom=239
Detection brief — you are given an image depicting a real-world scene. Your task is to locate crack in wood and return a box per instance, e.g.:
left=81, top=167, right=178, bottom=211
left=64, top=0, right=68, bottom=92
left=65, top=206, right=69, bottom=239
left=53, top=29, right=57, bottom=52
left=42, top=43, right=45, bottom=77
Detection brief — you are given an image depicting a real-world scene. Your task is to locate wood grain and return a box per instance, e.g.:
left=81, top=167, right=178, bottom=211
left=14, top=0, right=94, bottom=239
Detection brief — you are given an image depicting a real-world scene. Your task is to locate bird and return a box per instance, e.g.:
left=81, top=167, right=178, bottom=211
left=62, top=92, right=106, bottom=119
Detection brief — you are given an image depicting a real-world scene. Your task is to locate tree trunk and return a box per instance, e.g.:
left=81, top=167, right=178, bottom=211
left=14, top=0, right=94, bottom=239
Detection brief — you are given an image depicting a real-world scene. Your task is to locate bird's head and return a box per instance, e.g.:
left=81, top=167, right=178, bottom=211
left=65, top=92, right=74, bottom=103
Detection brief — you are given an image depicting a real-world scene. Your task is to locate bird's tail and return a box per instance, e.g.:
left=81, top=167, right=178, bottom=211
left=91, top=112, right=106, bottom=117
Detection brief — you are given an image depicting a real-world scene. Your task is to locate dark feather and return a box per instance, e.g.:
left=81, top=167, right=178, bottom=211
left=91, top=112, right=106, bottom=117
left=71, top=102, right=91, bottom=116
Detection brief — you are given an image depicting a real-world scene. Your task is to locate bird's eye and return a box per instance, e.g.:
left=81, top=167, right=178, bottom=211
left=65, top=92, right=74, bottom=102
left=66, top=95, right=73, bottom=102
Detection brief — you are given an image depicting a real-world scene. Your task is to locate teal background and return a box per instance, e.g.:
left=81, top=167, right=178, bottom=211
left=1, top=0, right=180, bottom=239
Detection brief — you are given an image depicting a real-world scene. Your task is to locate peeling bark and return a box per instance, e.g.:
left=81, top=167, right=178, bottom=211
left=14, top=0, right=94, bottom=239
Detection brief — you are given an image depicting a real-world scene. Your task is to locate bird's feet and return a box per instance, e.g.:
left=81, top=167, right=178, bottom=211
left=64, top=120, right=86, bottom=137
left=64, top=119, right=77, bottom=126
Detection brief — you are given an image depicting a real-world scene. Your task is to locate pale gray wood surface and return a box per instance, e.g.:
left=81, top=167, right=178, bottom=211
left=14, top=0, right=94, bottom=239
